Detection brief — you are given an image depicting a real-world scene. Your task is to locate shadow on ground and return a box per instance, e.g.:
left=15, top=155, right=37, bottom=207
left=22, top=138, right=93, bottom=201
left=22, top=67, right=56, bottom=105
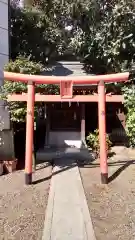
left=18, top=146, right=133, bottom=185
left=33, top=146, right=94, bottom=185
left=80, top=158, right=135, bottom=183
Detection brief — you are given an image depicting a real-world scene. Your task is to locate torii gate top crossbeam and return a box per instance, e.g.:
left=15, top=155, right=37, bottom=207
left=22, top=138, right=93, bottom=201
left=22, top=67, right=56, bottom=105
left=4, top=71, right=129, bottom=84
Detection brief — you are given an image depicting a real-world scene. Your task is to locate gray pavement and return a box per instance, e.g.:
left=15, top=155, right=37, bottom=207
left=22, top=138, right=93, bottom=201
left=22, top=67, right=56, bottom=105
left=36, top=146, right=92, bottom=163
left=42, top=158, right=96, bottom=240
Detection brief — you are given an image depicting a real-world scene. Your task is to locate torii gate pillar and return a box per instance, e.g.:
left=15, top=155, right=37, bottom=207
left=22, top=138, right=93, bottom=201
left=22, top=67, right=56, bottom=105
left=25, top=81, right=35, bottom=184
left=98, top=81, right=108, bottom=184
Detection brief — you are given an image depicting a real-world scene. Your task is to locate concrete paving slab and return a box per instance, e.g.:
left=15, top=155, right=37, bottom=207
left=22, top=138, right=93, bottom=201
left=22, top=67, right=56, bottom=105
left=42, top=158, right=96, bottom=240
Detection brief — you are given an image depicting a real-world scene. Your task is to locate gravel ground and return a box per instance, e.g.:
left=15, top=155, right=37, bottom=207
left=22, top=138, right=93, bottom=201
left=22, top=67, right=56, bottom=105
left=79, top=146, right=135, bottom=240
left=0, top=163, right=52, bottom=240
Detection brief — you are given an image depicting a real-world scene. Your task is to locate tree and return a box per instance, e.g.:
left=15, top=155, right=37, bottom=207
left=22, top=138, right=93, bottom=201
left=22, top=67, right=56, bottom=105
left=81, top=0, right=135, bottom=74
left=10, top=3, right=63, bottom=62
left=10, top=0, right=92, bottom=61
left=11, top=0, right=135, bottom=72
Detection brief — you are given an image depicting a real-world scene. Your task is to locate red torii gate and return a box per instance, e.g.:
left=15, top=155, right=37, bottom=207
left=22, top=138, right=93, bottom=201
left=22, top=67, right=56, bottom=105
left=4, top=71, right=129, bottom=185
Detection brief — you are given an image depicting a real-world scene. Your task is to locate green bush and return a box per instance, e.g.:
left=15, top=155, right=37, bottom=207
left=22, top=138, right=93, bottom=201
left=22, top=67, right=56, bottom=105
left=123, top=85, right=135, bottom=147
left=4, top=56, right=44, bottom=74
left=86, top=129, right=112, bottom=158
left=0, top=57, right=44, bottom=122
left=1, top=56, right=59, bottom=122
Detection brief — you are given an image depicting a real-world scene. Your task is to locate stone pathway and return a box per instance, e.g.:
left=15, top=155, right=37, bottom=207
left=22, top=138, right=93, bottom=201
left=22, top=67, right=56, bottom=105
left=42, top=158, right=96, bottom=240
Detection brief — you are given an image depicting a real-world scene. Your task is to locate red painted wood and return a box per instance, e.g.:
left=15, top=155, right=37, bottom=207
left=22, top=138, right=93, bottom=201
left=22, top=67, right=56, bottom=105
left=60, top=80, right=73, bottom=99
left=7, top=94, right=124, bottom=102
left=4, top=71, right=129, bottom=84
left=25, top=82, right=35, bottom=182
left=98, top=81, right=108, bottom=183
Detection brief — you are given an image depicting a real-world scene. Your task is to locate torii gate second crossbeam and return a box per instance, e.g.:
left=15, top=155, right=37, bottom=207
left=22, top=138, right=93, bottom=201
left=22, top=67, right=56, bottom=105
left=4, top=71, right=130, bottom=185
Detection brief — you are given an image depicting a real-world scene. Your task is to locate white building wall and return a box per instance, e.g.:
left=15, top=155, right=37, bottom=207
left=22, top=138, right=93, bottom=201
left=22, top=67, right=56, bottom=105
left=0, top=0, right=10, bottom=131
left=0, top=0, right=9, bottom=70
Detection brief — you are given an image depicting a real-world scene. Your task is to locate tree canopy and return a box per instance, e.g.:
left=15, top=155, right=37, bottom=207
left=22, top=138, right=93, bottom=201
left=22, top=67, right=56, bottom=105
left=10, top=0, right=135, bottom=74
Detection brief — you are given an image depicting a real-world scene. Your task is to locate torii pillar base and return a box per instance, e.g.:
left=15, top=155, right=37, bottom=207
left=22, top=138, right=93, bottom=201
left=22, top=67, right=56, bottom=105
left=25, top=173, right=32, bottom=185
left=101, top=173, right=108, bottom=184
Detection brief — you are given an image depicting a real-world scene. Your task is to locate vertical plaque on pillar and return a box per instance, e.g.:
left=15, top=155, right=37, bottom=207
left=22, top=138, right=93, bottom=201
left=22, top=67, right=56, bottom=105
left=60, top=80, right=73, bottom=99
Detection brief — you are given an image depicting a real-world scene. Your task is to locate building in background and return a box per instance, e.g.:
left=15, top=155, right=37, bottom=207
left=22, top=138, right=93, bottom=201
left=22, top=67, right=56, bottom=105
left=0, top=0, right=13, bottom=167
left=0, top=0, right=9, bottom=69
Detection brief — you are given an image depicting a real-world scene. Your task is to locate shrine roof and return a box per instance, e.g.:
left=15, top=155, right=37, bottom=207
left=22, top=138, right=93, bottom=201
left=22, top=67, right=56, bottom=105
left=42, top=61, right=94, bottom=87
left=43, top=61, right=87, bottom=77
left=42, top=61, right=114, bottom=87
